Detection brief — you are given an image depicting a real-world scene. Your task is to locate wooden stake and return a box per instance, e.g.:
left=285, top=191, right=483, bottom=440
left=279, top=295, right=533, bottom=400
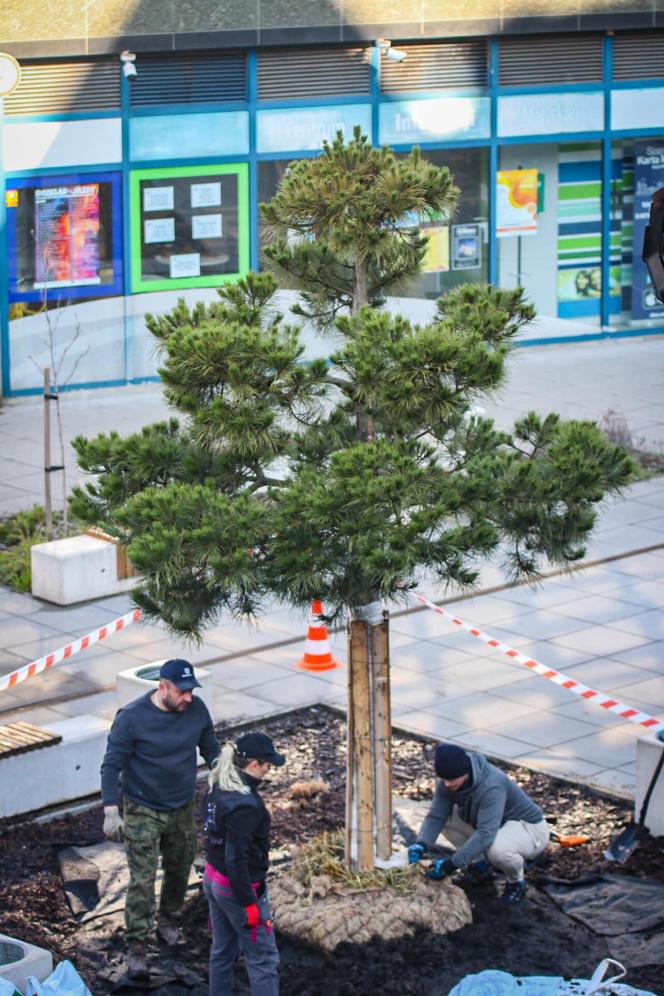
left=43, top=367, right=53, bottom=539
left=344, top=619, right=355, bottom=868
left=372, top=612, right=392, bottom=860
left=350, top=619, right=373, bottom=872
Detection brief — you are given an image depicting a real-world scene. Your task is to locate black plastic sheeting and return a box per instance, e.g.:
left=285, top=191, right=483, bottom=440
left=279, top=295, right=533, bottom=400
left=543, top=875, right=664, bottom=968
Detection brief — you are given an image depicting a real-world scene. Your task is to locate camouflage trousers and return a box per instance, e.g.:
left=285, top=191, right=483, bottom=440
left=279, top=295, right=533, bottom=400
left=123, top=797, right=196, bottom=942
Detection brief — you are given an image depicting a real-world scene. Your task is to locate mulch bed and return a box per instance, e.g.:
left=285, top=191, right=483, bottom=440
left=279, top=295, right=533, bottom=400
left=0, top=705, right=662, bottom=994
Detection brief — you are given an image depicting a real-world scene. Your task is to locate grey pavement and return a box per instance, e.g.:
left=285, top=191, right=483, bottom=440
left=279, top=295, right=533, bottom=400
left=0, top=335, right=663, bottom=801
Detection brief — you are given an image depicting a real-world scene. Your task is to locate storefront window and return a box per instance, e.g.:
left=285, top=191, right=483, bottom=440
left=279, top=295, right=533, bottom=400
left=6, top=172, right=122, bottom=303
left=129, top=164, right=249, bottom=292
left=399, top=148, right=489, bottom=300
left=609, top=138, right=664, bottom=329
left=497, top=142, right=606, bottom=327
left=258, top=158, right=310, bottom=262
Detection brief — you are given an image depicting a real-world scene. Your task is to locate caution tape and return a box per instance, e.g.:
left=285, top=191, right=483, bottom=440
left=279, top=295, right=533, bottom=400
left=0, top=608, right=142, bottom=694
left=412, top=592, right=664, bottom=734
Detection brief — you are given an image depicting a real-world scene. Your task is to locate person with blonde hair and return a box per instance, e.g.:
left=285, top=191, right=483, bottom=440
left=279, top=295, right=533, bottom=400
left=203, top=731, right=286, bottom=995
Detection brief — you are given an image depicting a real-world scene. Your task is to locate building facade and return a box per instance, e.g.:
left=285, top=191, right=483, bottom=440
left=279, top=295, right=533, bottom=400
left=1, top=1, right=664, bottom=395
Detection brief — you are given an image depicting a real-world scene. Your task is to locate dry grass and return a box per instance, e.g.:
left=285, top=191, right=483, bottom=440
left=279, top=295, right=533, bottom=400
left=291, top=829, right=416, bottom=893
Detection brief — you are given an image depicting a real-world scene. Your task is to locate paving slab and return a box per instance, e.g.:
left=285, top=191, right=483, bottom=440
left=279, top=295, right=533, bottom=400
left=487, top=711, right=601, bottom=749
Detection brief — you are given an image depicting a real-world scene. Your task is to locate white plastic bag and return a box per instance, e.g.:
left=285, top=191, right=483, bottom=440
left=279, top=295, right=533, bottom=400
left=0, top=978, right=23, bottom=996
left=24, top=960, right=92, bottom=996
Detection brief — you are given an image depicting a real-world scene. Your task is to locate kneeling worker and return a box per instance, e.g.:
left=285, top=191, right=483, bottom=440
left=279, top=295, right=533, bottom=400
left=408, top=743, right=549, bottom=904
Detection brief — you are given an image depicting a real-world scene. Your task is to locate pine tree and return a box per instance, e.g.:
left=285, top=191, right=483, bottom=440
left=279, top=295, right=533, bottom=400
left=72, top=131, right=636, bottom=868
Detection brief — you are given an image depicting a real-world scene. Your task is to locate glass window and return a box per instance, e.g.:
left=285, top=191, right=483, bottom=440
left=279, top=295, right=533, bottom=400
left=497, top=142, right=605, bottom=327
left=129, top=164, right=249, bottom=292
left=399, top=148, right=489, bottom=300
left=7, top=172, right=122, bottom=303
left=609, top=138, right=664, bottom=329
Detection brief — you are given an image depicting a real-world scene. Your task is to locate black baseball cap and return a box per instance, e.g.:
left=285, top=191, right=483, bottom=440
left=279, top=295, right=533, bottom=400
left=235, top=732, right=286, bottom=767
left=159, top=659, right=202, bottom=690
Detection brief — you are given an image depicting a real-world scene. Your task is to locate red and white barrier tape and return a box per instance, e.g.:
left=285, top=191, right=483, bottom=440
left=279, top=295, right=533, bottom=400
left=0, top=608, right=142, bottom=694
left=412, top=592, right=664, bottom=734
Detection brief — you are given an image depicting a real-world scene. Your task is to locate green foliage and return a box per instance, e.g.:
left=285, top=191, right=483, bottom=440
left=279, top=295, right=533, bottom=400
left=262, top=129, right=458, bottom=324
left=0, top=505, right=81, bottom=593
left=71, top=132, right=637, bottom=638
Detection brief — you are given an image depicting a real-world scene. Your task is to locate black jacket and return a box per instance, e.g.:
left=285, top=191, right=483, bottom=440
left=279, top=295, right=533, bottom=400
left=204, top=775, right=271, bottom=907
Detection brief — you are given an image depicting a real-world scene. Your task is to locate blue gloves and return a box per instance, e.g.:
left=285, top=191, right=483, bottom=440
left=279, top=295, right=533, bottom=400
left=407, top=843, right=426, bottom=864
left=426, top=857, right=456, bottom=880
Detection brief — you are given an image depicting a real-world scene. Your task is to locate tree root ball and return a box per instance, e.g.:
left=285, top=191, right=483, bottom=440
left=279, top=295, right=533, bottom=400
left=270, top=873, right=472, bottom=951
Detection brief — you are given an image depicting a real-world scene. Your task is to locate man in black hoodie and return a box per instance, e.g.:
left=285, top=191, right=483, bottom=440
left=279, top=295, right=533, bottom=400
left=408, top=744, right=549, bottom=904
left=203, top=731, right=286, bottom=996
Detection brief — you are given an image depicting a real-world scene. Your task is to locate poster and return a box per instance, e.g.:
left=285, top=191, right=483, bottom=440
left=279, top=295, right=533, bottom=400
left=144, top=217, right=175, bottom=244
left=631, top=141, right=664, bottom=320
left=170, top=253, right=201, bottom=278
left=191, top=182, right=221, bottom=208
left=496, top=169, right=538, bottom=237
left=34, top=184, right=101, bottom=289
left=143, top=186, right=174, bottom=212
left=192, top=214, right=222, bottom=240
left=421, top=227, right=449, bottom=273
left=558, top=266, right=620, bottom=302
left=452, top=224, right=481, bottom=270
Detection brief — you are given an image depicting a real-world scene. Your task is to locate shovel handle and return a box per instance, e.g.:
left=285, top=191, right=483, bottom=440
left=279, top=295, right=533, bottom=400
left=638, top=747, right=664, bottom=826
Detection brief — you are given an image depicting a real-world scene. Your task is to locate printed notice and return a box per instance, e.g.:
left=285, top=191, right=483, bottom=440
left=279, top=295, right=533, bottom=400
left=452, top=224, right=481, bottom=270
left=169, top=252, right=201, bottom=279
left=191, top=182, right=222, bottom=208
left=143, top=186, right=174, bottom=212
left=192, top=213, right=222, bottom=240
left=144, top=217, right=175, bottom=244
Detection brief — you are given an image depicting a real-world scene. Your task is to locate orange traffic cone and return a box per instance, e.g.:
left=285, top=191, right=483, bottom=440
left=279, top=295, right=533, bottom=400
left=295, top=600, right=340, bottom=671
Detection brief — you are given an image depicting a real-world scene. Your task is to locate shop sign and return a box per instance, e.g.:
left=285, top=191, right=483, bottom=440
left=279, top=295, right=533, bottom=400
left=130, top=111, right=249, bottom=161
left=497, top=92, right=604, bottom=137
left=612, top=88, right=664, bottom=132
left=379, top=97, right=490, bottom=145
left=496, top=169, right=538, bottom=237
left=632, top=140, right=664, bottom=320
left=256, top=104, right=372, bottom=154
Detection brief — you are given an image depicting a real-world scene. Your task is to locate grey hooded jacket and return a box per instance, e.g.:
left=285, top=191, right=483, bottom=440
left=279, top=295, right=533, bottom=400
left=417, top=751, right=544, bottom=868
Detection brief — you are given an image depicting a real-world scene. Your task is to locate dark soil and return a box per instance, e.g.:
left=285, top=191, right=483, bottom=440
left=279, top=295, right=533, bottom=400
left=1, top=705, right=663, bottom=995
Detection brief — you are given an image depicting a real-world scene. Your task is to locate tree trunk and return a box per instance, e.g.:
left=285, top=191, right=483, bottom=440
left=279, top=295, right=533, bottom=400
left=345, top=602, right=393, bottom=870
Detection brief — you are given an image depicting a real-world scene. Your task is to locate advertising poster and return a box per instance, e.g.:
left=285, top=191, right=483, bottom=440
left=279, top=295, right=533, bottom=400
left=631, top=140, right=664, bottom=320
left=452, top=224, right=481, bottom=270
left=496, top=169, right=538, bottom=237
left=558, top=266, right=620, bottom=302
left=34, top=184, right=101, bottom=289
left=421, top=227, right=449, bottom=273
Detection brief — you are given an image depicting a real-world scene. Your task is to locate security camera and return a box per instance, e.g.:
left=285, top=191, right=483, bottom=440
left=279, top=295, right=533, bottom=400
left=120, top=50, right=137, bottom=80
left=385, top=47, right=407, bottom=62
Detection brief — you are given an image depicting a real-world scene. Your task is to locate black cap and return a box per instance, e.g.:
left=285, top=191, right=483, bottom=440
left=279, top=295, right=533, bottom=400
left=159, top=659, right=202, bottom=691
left=235, top=732, right=286, bottom=767
left=435, top=744, right=471, bottom=780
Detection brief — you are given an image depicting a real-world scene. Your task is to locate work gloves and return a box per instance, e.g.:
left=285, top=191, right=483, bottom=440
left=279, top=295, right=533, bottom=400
left=103, top=805, right=124, bottom=842
left=407, top=843, right=426, bottom=864
left=244, top=903, right=260, bottom=928
left=426, top=857, right=456, bottom=880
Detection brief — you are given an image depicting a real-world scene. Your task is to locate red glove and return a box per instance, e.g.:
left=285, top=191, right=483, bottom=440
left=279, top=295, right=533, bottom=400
left=244, top=902, right=260, bottom=928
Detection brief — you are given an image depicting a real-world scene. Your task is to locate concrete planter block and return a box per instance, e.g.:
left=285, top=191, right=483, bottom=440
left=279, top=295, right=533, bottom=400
left=31, top=534, right=136, bottom=605
left=0, top=934, right=53, bottom=993
left=635, top=733, right=664, bottom=836
left=115, top=661, right=214, bottom=717
left=0, top=715, right=111, bottom=820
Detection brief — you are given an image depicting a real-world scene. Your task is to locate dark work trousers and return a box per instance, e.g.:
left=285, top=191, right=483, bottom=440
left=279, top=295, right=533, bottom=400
left=123, top=797, right=196, bottom=941
left=203, top=865, right=279, bottom=996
